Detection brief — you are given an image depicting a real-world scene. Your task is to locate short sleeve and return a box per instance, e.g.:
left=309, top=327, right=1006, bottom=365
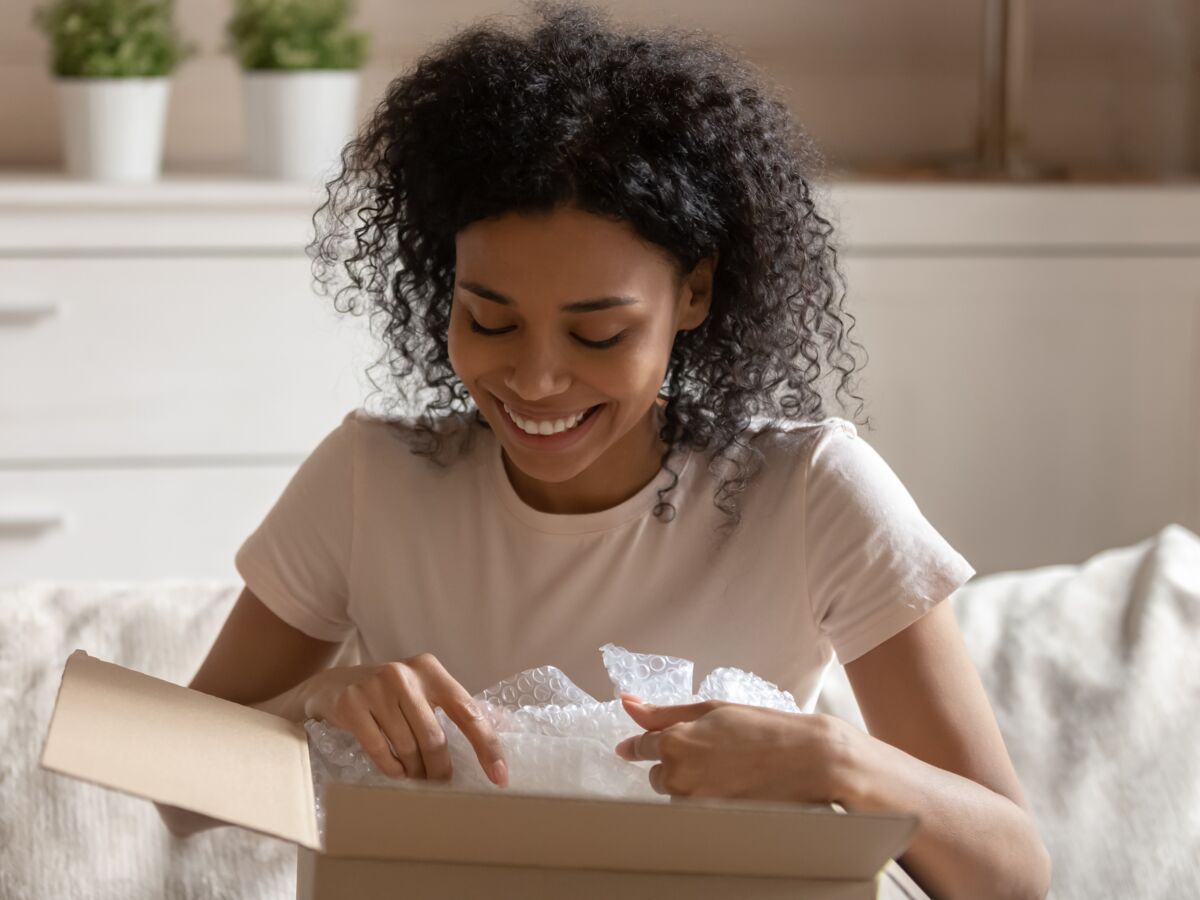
left=234, top=411, right=359, bottom=643
left=803, top=420, right=976, bottom=664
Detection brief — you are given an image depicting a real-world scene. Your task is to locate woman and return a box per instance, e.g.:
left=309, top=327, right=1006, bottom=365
left=166, top=5, right=1050, bottom=897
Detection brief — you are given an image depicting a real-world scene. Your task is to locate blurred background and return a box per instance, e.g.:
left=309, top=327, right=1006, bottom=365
left=4, top=0, right=1199, bottom=177
left=6, top=9, right=1198, bottom=900
left=1, top=0, right=1198, bottom=582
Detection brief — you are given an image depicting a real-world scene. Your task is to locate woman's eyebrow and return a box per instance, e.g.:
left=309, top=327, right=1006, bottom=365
left=456, top=279, right=639, bottom=312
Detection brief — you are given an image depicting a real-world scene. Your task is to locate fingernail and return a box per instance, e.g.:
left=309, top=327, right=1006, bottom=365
left=614, top=738, right=631, bottom=757
left=491, top=759, right=508, bottom=788
left=620, top=693, right=646, bottom=705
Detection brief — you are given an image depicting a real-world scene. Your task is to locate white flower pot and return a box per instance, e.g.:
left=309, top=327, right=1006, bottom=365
left=56, top=77, right=171, bottom=183
left=242, top=70, right=360, bottom=185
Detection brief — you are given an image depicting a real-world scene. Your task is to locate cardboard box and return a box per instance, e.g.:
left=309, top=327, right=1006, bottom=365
left=41, top=650, right=927, bottom=899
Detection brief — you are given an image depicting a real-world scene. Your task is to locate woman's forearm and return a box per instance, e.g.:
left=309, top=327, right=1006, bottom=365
left=248, top=675, right=318, bottom=722
left=840, top=732, right=1051, bottom=900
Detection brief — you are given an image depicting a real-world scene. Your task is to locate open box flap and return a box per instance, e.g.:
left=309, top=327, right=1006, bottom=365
left=323, top=782, right=918, bottom=880
left=40, top=649, right=321, bottom=850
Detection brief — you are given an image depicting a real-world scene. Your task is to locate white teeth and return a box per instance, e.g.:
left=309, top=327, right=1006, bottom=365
left=503, top=403, right=591, bottom=436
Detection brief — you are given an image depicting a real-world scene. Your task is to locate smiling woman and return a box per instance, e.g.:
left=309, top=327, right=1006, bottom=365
left=447, top=205, right=714, bottom=513
left=182, top=4, right=1051, bottom=898
left=308, top=0, right=863, bottom=531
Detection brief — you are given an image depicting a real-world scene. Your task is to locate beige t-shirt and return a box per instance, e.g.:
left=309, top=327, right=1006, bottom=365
left=235, top=408, right=975, bottom=710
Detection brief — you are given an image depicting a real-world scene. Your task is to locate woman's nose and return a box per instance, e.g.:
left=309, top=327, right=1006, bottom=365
left=503, top=342, right=571, bottom=400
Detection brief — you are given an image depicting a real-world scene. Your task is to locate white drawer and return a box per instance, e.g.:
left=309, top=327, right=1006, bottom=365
left=0, top=464, right=299, bottom=582
left=0, top=255, right=376, bottom=460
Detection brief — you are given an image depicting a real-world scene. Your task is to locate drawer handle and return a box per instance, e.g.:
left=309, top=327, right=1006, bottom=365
left=0, top=303, right=61, bottom=326
left=0, top=514, right=64, bottom=538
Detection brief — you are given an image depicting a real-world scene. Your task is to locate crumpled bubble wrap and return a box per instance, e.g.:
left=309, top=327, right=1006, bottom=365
left=306, top=643, right=801, bottom=840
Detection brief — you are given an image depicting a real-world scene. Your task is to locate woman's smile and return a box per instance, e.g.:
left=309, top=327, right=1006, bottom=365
left=495, top=393, right=606, bottom=450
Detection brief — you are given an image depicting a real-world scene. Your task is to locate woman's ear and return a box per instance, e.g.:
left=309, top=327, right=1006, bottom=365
left=677, top=252, right=718, bottom=332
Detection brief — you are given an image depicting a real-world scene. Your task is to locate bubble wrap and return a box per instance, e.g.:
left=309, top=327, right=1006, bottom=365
left=306, top=643, right=801, bottom=840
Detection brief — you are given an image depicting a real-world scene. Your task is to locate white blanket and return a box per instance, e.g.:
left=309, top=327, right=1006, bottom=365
left=3, top=524, right=1198, bottom=898
left=0, top=580, right=295, bottom=900
left=819, top=524, right=1200, bottom=898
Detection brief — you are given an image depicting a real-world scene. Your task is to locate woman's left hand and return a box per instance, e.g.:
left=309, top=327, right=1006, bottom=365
left=613, top=693, right=863, bottom=803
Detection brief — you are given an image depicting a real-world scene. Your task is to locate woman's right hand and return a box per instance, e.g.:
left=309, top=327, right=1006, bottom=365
left=302, top=653, right=508, bottom=788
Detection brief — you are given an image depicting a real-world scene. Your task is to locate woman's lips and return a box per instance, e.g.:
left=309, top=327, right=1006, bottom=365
left=495, top=395, right=605, bottom=450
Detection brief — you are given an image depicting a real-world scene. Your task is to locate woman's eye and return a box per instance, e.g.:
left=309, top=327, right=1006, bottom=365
left=468, top=316, right=626, bottom=349
left=575, top=333, right=625, bottom=349
left=468, top=318, right=514, bottom=337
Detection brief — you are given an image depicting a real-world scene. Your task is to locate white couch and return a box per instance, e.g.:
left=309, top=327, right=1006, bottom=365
left=3, top=525, right=1198, bottom=899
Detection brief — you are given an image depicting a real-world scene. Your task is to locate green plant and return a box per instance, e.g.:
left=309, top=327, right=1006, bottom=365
left=32, top=0, right=195, bottom=78
left=225, top=0, right=369, bottom=70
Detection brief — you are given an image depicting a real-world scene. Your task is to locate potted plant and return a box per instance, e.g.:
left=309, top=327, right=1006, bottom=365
left=225, top=0, right=370, bottom=184
left=32, top=0, right=195, bottom=182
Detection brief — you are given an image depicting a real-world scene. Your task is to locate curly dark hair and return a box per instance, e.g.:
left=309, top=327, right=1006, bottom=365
left=308, top=0, right=867, bottom=531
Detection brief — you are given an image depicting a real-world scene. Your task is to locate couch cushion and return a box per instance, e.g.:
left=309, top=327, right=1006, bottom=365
left=818, top=524, right=1200, bottom=899
left=0, top=580, right=296, bottom=900
left=6, top=524, right=1199, bottom=898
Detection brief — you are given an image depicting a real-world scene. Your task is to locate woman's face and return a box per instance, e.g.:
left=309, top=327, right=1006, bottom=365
left=449, top=203, right=713, bottom=488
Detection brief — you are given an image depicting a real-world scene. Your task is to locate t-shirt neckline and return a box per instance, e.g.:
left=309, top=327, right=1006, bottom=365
left=488, top=424, right=694, bottom=535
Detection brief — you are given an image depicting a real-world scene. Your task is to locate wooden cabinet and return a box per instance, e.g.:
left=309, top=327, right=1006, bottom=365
left=2, top=176, right=1197, bottom=580
left=830, top=183, right=1200, bottom=574
left=0, top=176, right=374, bottom=581
left=0, top=256, right=368, bottom=459
left=0, top=465, right=300, bottom=581
left=841, top=254, right=1200, bottom=573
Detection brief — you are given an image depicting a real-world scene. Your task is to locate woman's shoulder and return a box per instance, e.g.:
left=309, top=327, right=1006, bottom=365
left=745, top=414, right=859, bottom=459
left=694, top=415, right=859, bottom=502
left=727, top=415, right=865, bottom=496
left=339, top=405, right=490, bottom=467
